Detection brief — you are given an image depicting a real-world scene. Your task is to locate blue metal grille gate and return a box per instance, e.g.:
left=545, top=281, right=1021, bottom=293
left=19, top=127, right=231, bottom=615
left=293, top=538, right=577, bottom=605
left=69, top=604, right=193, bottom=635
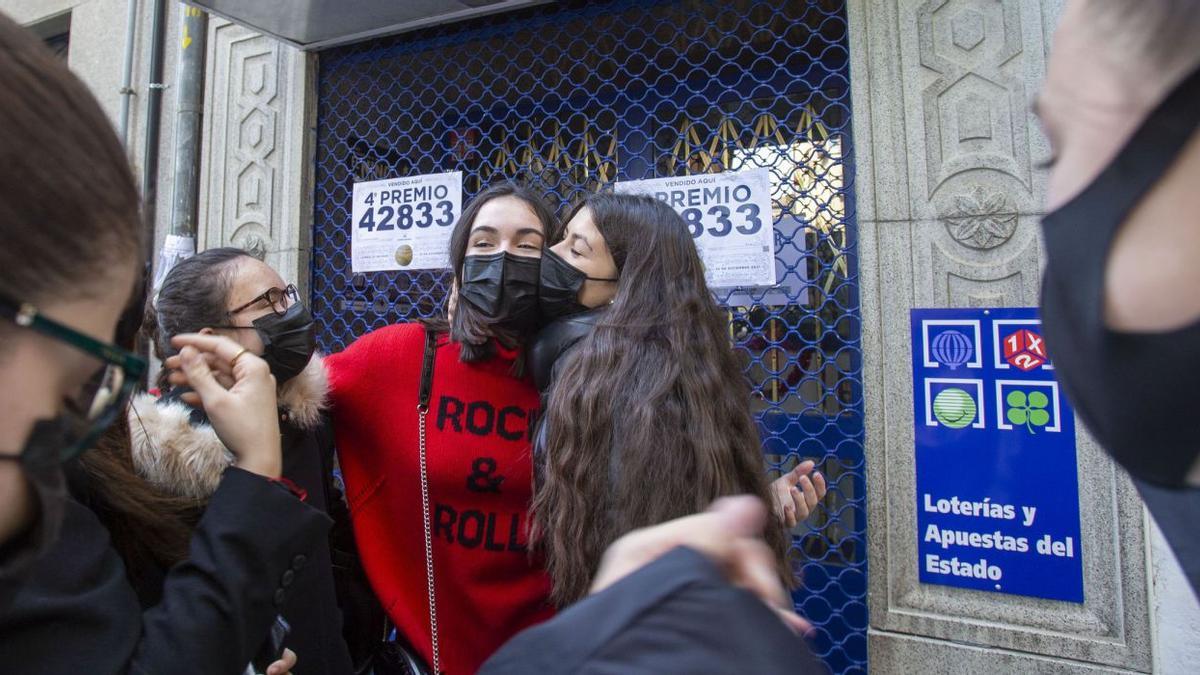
left=313, top=1, right=865, bottom=672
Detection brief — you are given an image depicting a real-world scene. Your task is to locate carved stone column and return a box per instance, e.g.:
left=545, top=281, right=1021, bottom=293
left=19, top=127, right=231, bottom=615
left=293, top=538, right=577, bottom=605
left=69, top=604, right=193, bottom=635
left=849, top=0, right=1151, bottom=671
left=198, top=18, right=316, bottom=293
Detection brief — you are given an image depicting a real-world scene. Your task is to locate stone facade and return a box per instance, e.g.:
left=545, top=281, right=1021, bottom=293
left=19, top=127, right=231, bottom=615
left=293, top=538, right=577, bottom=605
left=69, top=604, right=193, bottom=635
left=848, top=0, right=1196, bottom=672
left=3, top=1, right=313, bottom=293
left=197, top=17, right=315, bottom=293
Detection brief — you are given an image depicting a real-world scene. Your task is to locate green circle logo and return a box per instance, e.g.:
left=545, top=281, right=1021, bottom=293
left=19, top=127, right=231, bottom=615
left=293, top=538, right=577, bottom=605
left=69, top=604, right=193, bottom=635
left=933, top=388, right=976, bottom=429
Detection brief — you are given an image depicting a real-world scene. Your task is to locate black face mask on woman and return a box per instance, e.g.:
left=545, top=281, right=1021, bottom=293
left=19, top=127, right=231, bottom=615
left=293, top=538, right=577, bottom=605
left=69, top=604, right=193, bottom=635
left=1040, top=64, right=1200, bottom=488
left=252, top=302, right=316, bottom=384
left=459, top=251, right=541, bottom=332
left=538, top=247, right=618, bottom=322
left=0, top=418, right=68, bottom=584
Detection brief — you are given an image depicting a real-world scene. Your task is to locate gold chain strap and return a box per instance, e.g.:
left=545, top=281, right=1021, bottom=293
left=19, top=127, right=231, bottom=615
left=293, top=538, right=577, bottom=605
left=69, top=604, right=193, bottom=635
left=417, top=404, right=441, bottom=674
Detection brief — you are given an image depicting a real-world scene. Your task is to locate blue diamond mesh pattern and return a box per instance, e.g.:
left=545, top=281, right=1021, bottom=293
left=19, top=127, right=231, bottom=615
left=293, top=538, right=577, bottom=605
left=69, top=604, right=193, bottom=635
left=313, top=1, right=865, bottom=672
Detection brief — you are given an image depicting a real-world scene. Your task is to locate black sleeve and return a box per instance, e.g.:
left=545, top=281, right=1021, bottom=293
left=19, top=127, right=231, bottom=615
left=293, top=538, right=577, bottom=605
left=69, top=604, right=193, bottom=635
left=131, top=467, right=331, bottom=674
left=0, top=467, right=330, bottom=675
left=1133, top=477, right=1200, bottom=598
left=479, top=546, right=824, bottom=675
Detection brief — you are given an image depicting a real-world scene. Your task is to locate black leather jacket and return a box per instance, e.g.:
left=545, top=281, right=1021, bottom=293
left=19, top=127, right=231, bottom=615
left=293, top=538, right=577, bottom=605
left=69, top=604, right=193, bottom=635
left=528, top=307, right=608, bottom=394
left=527, top=308, right=608, bottom=488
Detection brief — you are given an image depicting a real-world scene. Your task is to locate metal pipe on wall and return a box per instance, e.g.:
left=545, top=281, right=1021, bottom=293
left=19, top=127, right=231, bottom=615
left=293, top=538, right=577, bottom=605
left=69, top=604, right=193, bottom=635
left=140, top=0, right=167, bottom=247
left=138, top=0, right=167, bottom=377
left=118, top=0, right=138, bottom=144
left=168, top=6, right=208, bottom=239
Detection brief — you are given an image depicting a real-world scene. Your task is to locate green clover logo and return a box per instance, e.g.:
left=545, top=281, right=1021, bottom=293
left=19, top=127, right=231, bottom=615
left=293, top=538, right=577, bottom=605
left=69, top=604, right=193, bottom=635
left=1006, top=390, right=1050, bottom=434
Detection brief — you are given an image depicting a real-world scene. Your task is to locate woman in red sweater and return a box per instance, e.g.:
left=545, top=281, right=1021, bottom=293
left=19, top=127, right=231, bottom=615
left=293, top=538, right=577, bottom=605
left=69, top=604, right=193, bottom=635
left=325, top=182, right=560, bottom=675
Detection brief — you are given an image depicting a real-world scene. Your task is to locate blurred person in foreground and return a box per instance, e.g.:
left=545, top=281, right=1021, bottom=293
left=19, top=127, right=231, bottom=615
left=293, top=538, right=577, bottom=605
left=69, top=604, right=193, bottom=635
left=1036, top=0, right=1200, bottom=594
left=0, top=11, right=317, bottom=673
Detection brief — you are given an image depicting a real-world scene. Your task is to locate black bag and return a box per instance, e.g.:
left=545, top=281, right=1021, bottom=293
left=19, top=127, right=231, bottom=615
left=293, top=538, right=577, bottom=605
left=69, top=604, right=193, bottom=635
left=320, top=421, right=431, bottom=675
left=372, top=623, right=432, bottom=675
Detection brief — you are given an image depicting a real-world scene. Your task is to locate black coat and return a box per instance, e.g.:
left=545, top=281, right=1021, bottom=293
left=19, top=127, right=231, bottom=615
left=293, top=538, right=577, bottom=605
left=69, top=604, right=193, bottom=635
left=481, top=546, right=824, bottom=674
left=0, top=467, right=329, bottom=674
left=275, top=412, right=365, bottom=675
left=119, top=358, right=359, bottom=675
left=527, top=307, right=608, bottom=395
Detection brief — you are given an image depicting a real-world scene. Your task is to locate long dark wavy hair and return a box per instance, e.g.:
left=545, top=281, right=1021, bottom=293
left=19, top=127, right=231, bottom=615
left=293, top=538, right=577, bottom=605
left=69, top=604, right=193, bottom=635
left=423, top=181, right=559, bottom=367
left=532, top=193, right=792, bottom=605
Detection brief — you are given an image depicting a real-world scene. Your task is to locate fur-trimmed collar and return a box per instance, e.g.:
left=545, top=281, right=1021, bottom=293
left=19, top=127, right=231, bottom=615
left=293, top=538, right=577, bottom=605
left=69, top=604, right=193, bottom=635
left=276, top=354, right=330, bottom=429
left=127, top=355, right=329, bottom=500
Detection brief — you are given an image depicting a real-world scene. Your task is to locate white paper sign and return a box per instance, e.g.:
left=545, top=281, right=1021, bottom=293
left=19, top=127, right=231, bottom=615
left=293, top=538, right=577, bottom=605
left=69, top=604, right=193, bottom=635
left=351, top=171, right=462, bottom=272
left=614, top=168, right=776, bottom=288
left=152, top=234, right=195, bottom=291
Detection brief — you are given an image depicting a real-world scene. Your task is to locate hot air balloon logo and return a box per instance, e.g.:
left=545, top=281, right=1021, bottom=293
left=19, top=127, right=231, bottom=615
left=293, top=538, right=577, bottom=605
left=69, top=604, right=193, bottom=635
left=931, top=330, right=974, bottom=370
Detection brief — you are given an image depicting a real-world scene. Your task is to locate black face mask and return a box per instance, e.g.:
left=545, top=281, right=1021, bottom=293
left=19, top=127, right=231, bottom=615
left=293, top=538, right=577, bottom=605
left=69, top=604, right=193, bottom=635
left=538, top=247, right=618, bottom=323
left=0, top=418, right=69, bottom=584
left=253, top=302, right=316, bottom=384
left=459, top=251, right=541, bottom=332
left=1040, top=64, right=1200, bottom=488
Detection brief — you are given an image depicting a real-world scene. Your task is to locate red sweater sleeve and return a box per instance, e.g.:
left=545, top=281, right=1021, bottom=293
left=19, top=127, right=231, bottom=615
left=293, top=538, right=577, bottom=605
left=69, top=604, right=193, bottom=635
left=325, top=323, right=424, bottom=460
left=326, top=323, right=422, bottom=407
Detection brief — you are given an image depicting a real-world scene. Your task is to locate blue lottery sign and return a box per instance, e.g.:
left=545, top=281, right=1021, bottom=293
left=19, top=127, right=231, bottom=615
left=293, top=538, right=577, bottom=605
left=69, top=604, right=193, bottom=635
left=911, top=307, right=1084, bottom=603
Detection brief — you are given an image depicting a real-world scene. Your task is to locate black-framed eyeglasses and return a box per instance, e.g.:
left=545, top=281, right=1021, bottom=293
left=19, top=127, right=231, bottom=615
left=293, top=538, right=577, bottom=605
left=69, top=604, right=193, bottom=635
left=227, top=284, right=299, bottom=317
left=0, top=294, right=146, bottom=461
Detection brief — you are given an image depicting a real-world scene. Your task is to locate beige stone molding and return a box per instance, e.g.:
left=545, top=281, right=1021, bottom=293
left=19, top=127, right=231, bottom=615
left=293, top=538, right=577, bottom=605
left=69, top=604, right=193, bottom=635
left=850, top=0, right=1150, bottom=671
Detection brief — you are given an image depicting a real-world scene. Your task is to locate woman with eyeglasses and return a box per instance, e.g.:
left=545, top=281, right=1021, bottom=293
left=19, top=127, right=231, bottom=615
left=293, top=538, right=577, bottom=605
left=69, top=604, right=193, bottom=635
left=0, top=14, right=324, bottom=675
left=64, top=247, right=368, bottom=674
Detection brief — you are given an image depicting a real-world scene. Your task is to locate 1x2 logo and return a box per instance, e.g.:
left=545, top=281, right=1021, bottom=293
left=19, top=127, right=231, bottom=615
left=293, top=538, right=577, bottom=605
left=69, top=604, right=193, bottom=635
left=1003, top=329, right=1048, bottom=371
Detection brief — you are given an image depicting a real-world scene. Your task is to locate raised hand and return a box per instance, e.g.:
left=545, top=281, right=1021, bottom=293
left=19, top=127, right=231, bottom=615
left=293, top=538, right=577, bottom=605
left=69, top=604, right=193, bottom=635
left=591, top=496, right=811, bottom=635
left=164, top=333, right=282, bottom=479
left=770, top=460, right=827, bottom=529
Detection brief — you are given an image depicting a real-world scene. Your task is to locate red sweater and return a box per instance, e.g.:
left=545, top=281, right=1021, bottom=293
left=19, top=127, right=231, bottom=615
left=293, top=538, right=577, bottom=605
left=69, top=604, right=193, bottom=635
left=326, top=323, right=553, bottom=675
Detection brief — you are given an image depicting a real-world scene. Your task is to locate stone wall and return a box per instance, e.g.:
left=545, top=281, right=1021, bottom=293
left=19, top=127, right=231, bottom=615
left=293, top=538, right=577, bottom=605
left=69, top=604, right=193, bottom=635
left=197, top=17, right=315, bottom=293
left=847, top=0, right=1197, bottom=671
